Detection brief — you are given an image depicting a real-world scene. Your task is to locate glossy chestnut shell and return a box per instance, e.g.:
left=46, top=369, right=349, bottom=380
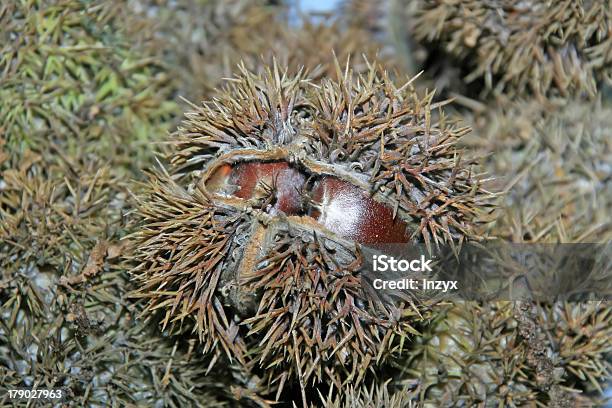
left=206, top=160, right=410, bottom=245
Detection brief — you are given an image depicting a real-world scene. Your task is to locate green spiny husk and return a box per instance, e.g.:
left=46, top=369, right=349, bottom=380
left=395, top=301, right=611, bottom=407
left=0, top=1, right=234, bottom=405
left=0, top=0, right=176, bottom=172
left=409, top=0, right=612, bottom=99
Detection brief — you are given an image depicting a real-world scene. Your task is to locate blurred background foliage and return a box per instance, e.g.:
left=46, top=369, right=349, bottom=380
left=0, top=0, right=610, bottom=406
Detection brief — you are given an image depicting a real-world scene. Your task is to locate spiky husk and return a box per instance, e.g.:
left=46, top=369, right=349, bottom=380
left=397, top=301, right=611, bottom=407
left=316, top=381, right=416, bottom=408
left=463, top=98, right=611, bottom=242
left=410, top=0, right=612, bottom=98
left=0, top=1, right=230, bottom=405
left=131, top=168, right=425, bottom=398
left=131, top=62, right=491, bottom=403
left=129, top=0, right=403, bottom=104
left=170, top=64, right=492, bottom=248
left=0, top=0, right=176, bottom=169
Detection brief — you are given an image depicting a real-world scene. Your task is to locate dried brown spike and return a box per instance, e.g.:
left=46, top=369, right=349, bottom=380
left=315, top=380, right=416, bottom=408
left=397, top=301, right=611, bottom=406
left=131, top=61, right=492, bottom=402
left=411, top=0, right=612, bottom=98
left=135, top=0, right=402, bottom=104
left=464, top=98, right=611, bottom=242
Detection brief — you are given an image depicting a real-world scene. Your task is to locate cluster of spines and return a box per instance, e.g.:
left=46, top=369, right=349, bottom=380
left=172, top=63, right=492, bottom=250
left=240, top=229, right=423, bottom=391
left=311, top=65, right=492, bottom=249
left=465, top=98, right=611, bottom=242
left=410, top=0, right=611, bottom=98
left=396, top=301, right=611, bottom=406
